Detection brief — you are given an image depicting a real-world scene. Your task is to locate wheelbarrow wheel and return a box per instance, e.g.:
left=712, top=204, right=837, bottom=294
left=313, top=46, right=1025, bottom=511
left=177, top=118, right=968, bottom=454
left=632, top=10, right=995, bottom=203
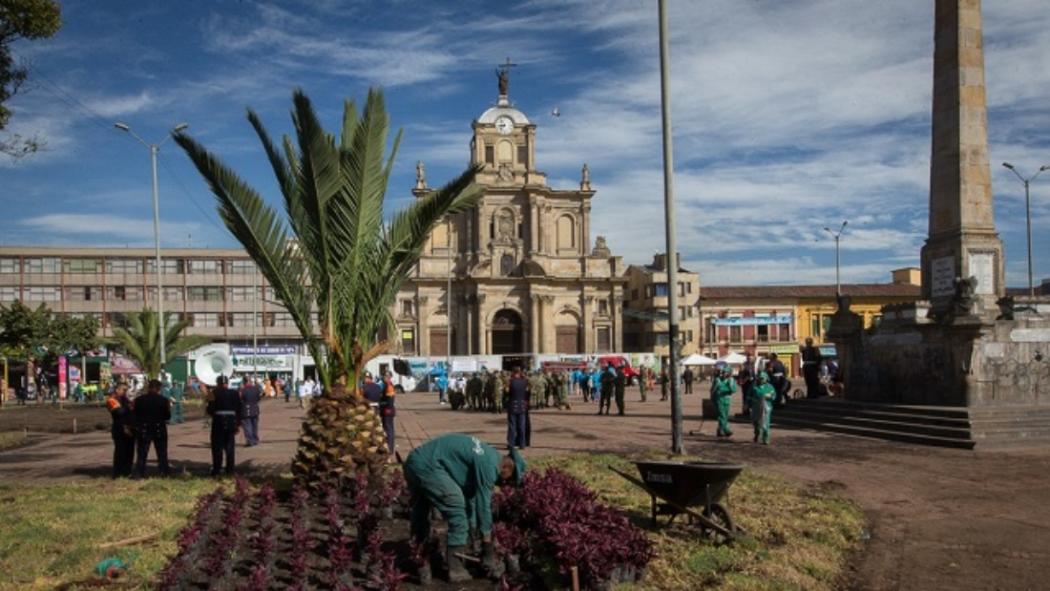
left=701, top=503, right=734, bottom=544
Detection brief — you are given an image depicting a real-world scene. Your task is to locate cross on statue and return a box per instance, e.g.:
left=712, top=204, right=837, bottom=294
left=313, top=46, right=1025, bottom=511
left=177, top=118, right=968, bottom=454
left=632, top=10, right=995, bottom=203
left=496, top=57, right=517, bottom=96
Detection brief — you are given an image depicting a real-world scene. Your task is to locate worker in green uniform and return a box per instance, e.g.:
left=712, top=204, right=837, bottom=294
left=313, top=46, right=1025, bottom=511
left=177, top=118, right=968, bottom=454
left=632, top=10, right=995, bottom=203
left=165, top=381, right=185, bottom=424
left=750, top=371, right=776, bottom=444
left=404, top=433, right=526, bottom=582
left=711, top=362, right=736, bottom=438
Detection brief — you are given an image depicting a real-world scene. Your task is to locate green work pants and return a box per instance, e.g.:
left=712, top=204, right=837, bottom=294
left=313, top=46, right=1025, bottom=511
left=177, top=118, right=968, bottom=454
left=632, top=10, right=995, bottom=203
left=170, top=400, right=183, bottom=424
left=405, top=460, right=470, bottom=546
left=716, top=395, right=733, bottom=436
left=753, top=400, right=772, bottom=443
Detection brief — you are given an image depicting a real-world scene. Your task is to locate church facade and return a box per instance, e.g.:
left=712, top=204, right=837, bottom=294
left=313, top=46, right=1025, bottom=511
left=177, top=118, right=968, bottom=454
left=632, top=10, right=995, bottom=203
left=392, top=78, right=625, bottom=357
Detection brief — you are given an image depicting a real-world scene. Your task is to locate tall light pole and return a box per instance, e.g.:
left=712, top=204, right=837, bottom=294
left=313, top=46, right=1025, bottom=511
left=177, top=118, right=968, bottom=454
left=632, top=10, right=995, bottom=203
left=1002, top=162, right=1049, bottom=298
left=823, top=221, right=848, bottom=296
left=657, top=0, right=683, bottom=455
left=114, top=121, right=188, bottom=373
left=446, top=237, right=453, bottom=372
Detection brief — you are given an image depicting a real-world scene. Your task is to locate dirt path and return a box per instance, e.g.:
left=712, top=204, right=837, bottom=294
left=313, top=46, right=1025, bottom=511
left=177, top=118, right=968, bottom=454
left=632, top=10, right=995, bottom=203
left=2, top=391, right=1048, bottom=590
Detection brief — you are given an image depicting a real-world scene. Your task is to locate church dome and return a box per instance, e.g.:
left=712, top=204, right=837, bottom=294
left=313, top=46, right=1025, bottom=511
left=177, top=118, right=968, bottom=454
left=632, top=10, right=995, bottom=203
left=477, top=98, right=530, bottom=125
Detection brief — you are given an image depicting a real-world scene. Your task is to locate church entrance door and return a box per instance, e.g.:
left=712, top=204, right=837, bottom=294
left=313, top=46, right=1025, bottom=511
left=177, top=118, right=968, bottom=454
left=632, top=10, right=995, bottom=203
left=491, top=309, right=524, bottom=354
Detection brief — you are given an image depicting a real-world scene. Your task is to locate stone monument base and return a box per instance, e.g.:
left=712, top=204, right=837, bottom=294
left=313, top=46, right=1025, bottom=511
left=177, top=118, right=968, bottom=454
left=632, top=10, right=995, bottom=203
left=815, top=296, right=1050, bottom=447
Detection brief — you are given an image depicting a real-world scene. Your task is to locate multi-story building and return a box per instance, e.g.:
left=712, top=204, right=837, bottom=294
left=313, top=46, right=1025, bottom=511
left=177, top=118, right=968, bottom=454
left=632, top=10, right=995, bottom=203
left=700, top=269, right=921, bottom=375
left=623, top=253, right=701, bottom=357
left=397, top=72, right=626, bottom=357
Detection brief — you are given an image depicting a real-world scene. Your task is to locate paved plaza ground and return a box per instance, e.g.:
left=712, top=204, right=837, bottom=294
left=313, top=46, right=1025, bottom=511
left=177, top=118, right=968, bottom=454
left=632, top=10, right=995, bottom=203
left=2, top=390, right=1048, bottom=590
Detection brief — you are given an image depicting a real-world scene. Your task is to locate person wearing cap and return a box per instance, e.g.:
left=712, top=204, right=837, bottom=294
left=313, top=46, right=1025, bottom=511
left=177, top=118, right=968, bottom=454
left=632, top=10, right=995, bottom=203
left=239, top=375, right=262, bottom=447
left=207, top=375, right=242, bottom=476
left=506, top=367, right=529, bottom=449
left=403, top=433, right=526, bottom=583
left=750, top=371, right=777, bottom=445
left=362, top=371, right=396, bottom=455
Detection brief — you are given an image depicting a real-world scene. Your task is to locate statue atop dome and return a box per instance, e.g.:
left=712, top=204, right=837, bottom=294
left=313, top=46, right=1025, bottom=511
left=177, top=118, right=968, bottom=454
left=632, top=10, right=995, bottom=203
left=495, top=57, right=516, bottom=96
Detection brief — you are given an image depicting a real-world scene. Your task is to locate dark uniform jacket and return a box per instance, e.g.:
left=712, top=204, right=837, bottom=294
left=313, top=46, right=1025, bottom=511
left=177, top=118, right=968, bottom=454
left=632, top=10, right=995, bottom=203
left=208, top=387, right=244, bottom=421
left=614, top=370, right=626, bottom=394
left=239, top=385, right=261, bottom=418
left=600, top=369, right=615, bottom=395
left=133, top=392, right=171, bottom=427
left=108, top=395, right=134, bottom=436
left=507, top=376, right=529, bottom=415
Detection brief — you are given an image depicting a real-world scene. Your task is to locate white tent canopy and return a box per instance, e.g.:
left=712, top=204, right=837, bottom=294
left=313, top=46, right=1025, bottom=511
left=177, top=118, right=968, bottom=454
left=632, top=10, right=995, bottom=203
left=681, top=353, right=717, bottom=366
left=719, top=352, right=748, bottom=364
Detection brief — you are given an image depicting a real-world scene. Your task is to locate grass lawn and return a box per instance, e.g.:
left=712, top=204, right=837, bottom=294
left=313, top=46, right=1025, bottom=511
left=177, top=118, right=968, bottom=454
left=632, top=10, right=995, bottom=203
left=538, top=453, right=864, bottom=591
left=0, top=452, right=863, bottom=590
left=0, top=477, right=222, bottom=590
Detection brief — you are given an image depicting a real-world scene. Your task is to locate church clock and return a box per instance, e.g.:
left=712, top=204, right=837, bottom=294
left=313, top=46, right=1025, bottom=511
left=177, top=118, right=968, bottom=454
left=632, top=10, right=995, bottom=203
left=495, top=115, right=514, bottom=135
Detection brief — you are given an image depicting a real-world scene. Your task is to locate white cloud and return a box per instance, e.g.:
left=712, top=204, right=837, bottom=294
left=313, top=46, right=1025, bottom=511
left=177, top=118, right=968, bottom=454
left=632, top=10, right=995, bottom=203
left=84, top=91, right=156, bottom=118
left=19, top=214, right=205, bottom=247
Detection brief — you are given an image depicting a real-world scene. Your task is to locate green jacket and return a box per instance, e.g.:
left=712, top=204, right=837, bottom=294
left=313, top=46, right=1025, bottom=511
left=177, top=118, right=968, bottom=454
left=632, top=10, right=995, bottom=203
left=751, top=382, right=776, bottom=405
left=711, top=376, right=736, bottom=398
left=406, top=434, right=503, bottom=535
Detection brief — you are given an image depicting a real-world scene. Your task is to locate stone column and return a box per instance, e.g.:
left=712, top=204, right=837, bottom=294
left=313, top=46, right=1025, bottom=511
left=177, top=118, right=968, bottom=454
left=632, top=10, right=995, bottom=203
left=540, top=296, right=554, bottom=353
left=582, top=294, right=593, bottom=353
left=920, top=0, right=1004, bottom=311
left=529, top=201, right=539, bottom=255
left=417, top=295, right=429, bottom=355
left=529, top=294, right=540, bottom=353
left=477, top=293, right=487, bottom=355
left=581, top=204, right=591, bottom=255
left=612, top=292, right=624, bottom=351
left=465, top=293, right=474, bottom=356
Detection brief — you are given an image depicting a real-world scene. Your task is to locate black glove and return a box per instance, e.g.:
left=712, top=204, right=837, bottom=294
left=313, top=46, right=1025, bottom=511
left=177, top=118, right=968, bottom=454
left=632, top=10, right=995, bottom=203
left=482, top=541, right=503, bottom=578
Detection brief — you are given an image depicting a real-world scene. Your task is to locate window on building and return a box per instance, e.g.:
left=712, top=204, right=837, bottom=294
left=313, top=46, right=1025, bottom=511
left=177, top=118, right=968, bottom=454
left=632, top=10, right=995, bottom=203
left=811, top=315, right=821, bottom=337
left=23, top=258, right=60, bottom=273
left=596, top=327, right=611, bottom=352
left=730, top=325, right=742, bottom=343
left=401, top=328, right=416, bottom=354
left=684, top=330, right=693, bottom=343
left=65, top=258, right=103, bottom=273
left=631, top=288, right=638, bottom=301
left=227, top=312, right=255, bottom=327
left=652, top=283, right=669, bottom=297
left=400, top=299, right=415, bottom=316
left=273, top=312, right=296, bottom=327
left=192, top=313, right=222, bottom=327
left=871, top=315, right=883, bottom=328
left=105, top=259, right=142, bottom=274
left=147, top=287, right=184, bottom=301
left=678, top=282, right=689, bottom=297
left=706, top=319, right=716, bottom=344
left=598, top=299, right=609, bottom=316
left=757, top=324, right=769, bottom=342
left=822, top=315, right=832, bottom=335
left=146, top=259, right=184, bottom=274
left=188, top=259, right=223, bottom=274
left=517, top=144, right=528, bottom=167
left=188, top=286, right=223, bottom=301
left=484, top=145, right=494, bottom=165
left=779, top=323, right=792, bottom=341
left=23, top=286, right=61, bottom=301
left=227, top=260, right=256, bottom=274
left=0, top=258, right=19, bottom=273
left=0, top=286, right=19, bottom=301
left=228, top=287, right=254, bottom=302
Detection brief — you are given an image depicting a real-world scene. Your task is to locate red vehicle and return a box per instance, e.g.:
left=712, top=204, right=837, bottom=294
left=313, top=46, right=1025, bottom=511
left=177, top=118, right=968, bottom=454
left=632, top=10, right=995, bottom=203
left=596, top=355, right=639, bottom=380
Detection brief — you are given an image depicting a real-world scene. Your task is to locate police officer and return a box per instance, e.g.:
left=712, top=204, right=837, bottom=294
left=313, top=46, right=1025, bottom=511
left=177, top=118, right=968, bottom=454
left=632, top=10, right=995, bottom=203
left=598, top=364, right=615, bottom=415
left=207, top=375, right=242, bottom=476
left=240, top=376, right=262, bottom=446
left=133, top=379, right=171, bottom=478
left=106, top=383, right=135, bottom=478
left=506, top=367, right=529, bottom=449
left=362, top=372, right=396, bottom=455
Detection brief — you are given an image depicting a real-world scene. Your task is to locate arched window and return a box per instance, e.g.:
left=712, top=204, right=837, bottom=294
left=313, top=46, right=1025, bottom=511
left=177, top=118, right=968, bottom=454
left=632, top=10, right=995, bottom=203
left=498, top=140, right=513, bottom=162
left=557, top=214, right=576, bottom=251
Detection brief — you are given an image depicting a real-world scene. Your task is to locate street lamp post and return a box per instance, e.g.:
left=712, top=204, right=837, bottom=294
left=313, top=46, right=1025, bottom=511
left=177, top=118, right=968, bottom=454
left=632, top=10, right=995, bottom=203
left=823, top=221, right=848, bottom=297
left=657, top=0, right=684, bottom=455
left=114, top=121, right=188, bottom=373
left=1002, top=162, right=1049, bottom=298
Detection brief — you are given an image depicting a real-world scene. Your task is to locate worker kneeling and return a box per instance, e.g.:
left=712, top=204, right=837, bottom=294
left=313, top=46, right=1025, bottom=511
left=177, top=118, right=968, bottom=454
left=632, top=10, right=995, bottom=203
left=403, top=433, right=526, bottom=582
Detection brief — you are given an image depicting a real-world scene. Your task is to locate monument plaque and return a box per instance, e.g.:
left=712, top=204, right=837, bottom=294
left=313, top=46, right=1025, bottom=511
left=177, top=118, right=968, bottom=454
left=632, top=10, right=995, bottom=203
left=931, top=256, right=955, bottom=297
left=968, top=252, right=994, bottom=295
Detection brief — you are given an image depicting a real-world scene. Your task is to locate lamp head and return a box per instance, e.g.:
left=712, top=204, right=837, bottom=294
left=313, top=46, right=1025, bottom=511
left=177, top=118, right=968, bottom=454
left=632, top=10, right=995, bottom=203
left=114, top=122, right=130, bottom=132
left=172, top=123, right=189, bottom=133
left=1002, top=162, right=1015, bottom=170
left=841, top=220, right=848, bottom=228
left=1040, top=165, right=1049, bottom=172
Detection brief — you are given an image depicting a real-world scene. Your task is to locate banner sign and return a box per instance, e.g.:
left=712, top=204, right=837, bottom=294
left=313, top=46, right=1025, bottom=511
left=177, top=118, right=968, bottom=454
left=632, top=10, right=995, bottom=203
left=712, top=315, right=793, bottom=327
left=451, top=358, right=478, bottom=373
left=231, top=345, right=297, bottom=355
left=58, top=356, right=67, bottom=400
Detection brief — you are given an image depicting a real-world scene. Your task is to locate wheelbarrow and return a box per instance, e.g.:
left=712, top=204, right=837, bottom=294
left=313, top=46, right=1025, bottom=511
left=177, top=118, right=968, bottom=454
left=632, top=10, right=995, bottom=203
left=609, top=460, right=744, bottom=543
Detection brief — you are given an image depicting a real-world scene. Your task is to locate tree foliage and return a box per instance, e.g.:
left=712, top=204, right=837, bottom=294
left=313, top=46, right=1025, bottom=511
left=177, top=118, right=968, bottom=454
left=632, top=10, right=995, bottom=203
left=109, top=308, right=209, bottom=379
left=0, top=300, right=100, bottom=366
left=175, top=88, right=482, bottom=489
left=0, top=0, right=62, bottom=157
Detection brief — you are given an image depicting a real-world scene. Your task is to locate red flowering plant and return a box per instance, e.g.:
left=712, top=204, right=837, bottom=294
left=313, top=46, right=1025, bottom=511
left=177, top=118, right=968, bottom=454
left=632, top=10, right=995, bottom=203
left=493, top=469, right=653, bottom=589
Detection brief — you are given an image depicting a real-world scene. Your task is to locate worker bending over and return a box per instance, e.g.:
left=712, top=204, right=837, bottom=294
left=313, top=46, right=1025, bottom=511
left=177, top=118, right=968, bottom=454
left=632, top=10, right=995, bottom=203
left=403, top=433, right=526, bottom=582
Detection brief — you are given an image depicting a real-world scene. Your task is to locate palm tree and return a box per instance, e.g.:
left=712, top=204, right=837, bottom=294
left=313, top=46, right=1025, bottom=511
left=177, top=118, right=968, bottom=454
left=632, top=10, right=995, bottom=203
left=174, top=89, right=482, bottom=488
left=110, top=309, right=210, bottom=379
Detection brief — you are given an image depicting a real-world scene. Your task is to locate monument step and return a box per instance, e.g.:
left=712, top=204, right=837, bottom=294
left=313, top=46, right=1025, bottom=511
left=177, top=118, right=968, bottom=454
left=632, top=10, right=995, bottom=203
left=777, top=403, right=972, bottom=428
left=771, top=415, right=976, bottom=449
left=773, top=409, right=975, bottom=440
left=782, top=398, right=972, bottom=419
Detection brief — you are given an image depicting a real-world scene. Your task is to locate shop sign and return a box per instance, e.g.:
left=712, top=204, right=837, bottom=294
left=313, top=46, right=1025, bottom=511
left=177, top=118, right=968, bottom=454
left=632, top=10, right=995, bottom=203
left=712, top=315, right=793, bottom=326
left=769, top=344, right=799, bottom=355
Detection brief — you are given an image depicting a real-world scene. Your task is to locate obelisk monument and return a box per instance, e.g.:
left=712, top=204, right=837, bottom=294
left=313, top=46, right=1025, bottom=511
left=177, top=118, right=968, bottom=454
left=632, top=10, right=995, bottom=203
left=920, top=0, right=1004, bottom=314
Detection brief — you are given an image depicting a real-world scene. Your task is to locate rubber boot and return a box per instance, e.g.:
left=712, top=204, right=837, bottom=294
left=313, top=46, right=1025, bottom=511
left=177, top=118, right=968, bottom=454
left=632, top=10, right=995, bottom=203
left=446, top=545, right=472, bottom=583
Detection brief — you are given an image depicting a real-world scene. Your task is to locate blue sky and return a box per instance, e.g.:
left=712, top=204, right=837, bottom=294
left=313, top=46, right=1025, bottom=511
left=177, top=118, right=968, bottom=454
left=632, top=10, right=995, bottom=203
left=3, top=0, right=1049, bottom=286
